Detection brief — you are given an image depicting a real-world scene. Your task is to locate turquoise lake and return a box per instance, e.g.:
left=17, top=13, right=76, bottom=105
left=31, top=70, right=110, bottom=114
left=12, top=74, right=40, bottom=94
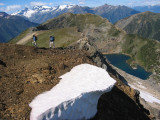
left=105, top=54, right=152, bottom=80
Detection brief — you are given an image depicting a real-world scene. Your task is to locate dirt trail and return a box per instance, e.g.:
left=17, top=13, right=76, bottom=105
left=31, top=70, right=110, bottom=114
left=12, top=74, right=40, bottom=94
left=16, top=30, right=40, bottom=45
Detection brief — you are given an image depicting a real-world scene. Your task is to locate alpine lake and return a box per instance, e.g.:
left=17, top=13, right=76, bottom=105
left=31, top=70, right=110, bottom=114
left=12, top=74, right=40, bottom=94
left=104, top=54, right=152, bottom=80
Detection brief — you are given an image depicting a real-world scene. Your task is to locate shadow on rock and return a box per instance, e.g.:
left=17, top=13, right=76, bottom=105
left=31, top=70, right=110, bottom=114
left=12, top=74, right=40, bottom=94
left=91, top=86, right=150, bottom=120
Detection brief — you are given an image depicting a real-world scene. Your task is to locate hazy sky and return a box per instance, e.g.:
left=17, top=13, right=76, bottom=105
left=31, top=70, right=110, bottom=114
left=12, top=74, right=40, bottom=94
left=0, top=0, right=160, bottom=13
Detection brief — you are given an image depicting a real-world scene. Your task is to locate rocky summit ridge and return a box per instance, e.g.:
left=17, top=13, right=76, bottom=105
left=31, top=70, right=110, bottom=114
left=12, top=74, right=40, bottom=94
left=0, top=43, right=152, bottom=120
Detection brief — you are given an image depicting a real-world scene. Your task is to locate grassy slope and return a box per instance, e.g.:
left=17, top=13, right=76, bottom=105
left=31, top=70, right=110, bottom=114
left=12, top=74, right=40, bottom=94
left=122, top=34, right=160, bottom=79
left=11, top=13, right=108, bottom=48
left=25, top=27, right=81, bottom=48
left=116, top=12, right=160, bottom=41
left=41, top=13, right=107, bottom=31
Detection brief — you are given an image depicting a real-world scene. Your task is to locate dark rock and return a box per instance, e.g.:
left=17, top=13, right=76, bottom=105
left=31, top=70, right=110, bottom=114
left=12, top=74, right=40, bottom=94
left=0, top=60, right=6, bottom=67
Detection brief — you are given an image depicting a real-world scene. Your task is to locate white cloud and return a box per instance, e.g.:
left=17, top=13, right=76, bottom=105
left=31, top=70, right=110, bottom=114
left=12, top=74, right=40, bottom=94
left=78, top=0, right=85, bottom=5
left=30, top=1, right=47, bottom=6
left=0, top=3, right=4, bottom=6
left=144, top=0, right=160, bottom=6
left=63, top=1, right=74, bottom=5
left=49, top=3, right=53, bottom=6
left=126, top=0, right=160, bottom=6
left=6, top=5, right=21, bottom=12
left=0, top=5, right=21, bottom=13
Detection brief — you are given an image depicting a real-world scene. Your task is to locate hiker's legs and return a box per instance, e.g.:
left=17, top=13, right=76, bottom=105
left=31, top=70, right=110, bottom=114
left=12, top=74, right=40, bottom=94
left=50, top=42, right=54, bottom=48
left=34, top=42, right=37, bottom=47
left=32, top=41, right=37, bottom=47
left=49, top=42, right=52, bottom=48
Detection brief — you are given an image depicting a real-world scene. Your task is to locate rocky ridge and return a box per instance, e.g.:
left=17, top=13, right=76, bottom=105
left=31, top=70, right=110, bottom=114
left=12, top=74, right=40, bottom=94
left=0, top=43, right=152, bottom=120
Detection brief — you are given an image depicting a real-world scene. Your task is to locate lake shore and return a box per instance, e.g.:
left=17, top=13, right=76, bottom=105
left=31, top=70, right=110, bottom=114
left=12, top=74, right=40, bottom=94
left=104, top=54, right=152, bottom=80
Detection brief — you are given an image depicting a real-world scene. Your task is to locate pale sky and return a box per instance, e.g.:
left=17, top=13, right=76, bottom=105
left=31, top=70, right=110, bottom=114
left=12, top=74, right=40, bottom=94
left=0, top=0, right=160, bottom=13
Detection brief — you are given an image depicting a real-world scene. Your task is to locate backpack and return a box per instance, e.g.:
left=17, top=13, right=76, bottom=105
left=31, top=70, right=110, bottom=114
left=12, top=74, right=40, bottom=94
left=50, top=36, right=55, bottom=42
left=33, top=36, right=37, bottom=41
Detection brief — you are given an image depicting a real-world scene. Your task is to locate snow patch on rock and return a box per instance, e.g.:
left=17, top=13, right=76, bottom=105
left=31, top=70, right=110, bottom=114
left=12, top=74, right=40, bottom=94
left=129, top=84, right=160, bottom=104
left=29, top=64, right=116, bottom=120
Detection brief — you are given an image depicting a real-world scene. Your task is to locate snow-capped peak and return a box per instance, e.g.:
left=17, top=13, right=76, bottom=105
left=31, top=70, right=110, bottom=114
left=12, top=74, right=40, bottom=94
left=32, top=5, right=52, bottom=11
left=58, top=4, right=74, bottom=11
left=11, top=4, right=74, bottom=18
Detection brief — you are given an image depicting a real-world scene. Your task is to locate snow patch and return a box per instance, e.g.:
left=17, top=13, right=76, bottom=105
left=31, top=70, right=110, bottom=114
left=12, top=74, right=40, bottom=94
left=11, top=12, right=18, bottom=16
left=129, top=84, right=160, bottom=104
left=29, top=64, right=116, bottom=120
left=137, top=81, right=142, bottom=85
left=58, top=5, right=67, bottom=10
left=58, top=5, right=74, bottom=11
left=137, top=84, right=147, bottom=89
left=23, top=9, right=36, bottom=18
left=42, top=6, right=51, bottom=9
left=140, top=92, right=160, bottom=104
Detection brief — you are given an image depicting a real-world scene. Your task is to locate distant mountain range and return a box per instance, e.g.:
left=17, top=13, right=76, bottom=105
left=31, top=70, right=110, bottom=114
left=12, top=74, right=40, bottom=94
left=12, top=4, right=139, bottom=24
left=133, top=5, right=160, bottom=13
left=0, top=12, right=38, bottom=43
left=115, top=11, right=160, bottom=41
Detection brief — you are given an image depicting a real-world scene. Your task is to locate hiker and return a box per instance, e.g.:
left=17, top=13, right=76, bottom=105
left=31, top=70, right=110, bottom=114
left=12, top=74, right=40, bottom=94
left=32, top=35, right=37, bottom=47
left=49, top=35, right=55, bottom=48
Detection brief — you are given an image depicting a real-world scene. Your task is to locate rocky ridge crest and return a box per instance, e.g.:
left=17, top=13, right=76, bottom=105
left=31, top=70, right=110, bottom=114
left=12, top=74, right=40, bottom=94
left=0, top=43, right=152, bottom=119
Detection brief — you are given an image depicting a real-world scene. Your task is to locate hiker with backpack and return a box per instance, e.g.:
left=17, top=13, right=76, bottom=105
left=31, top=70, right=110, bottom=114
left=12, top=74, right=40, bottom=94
left=32, top=35, right=37, bottom=47
left=49, top=35, right=55, bottom=48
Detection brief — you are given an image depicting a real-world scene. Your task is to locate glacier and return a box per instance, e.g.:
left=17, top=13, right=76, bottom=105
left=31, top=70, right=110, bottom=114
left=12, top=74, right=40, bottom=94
left=29, top=64, right=116, bottom=120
